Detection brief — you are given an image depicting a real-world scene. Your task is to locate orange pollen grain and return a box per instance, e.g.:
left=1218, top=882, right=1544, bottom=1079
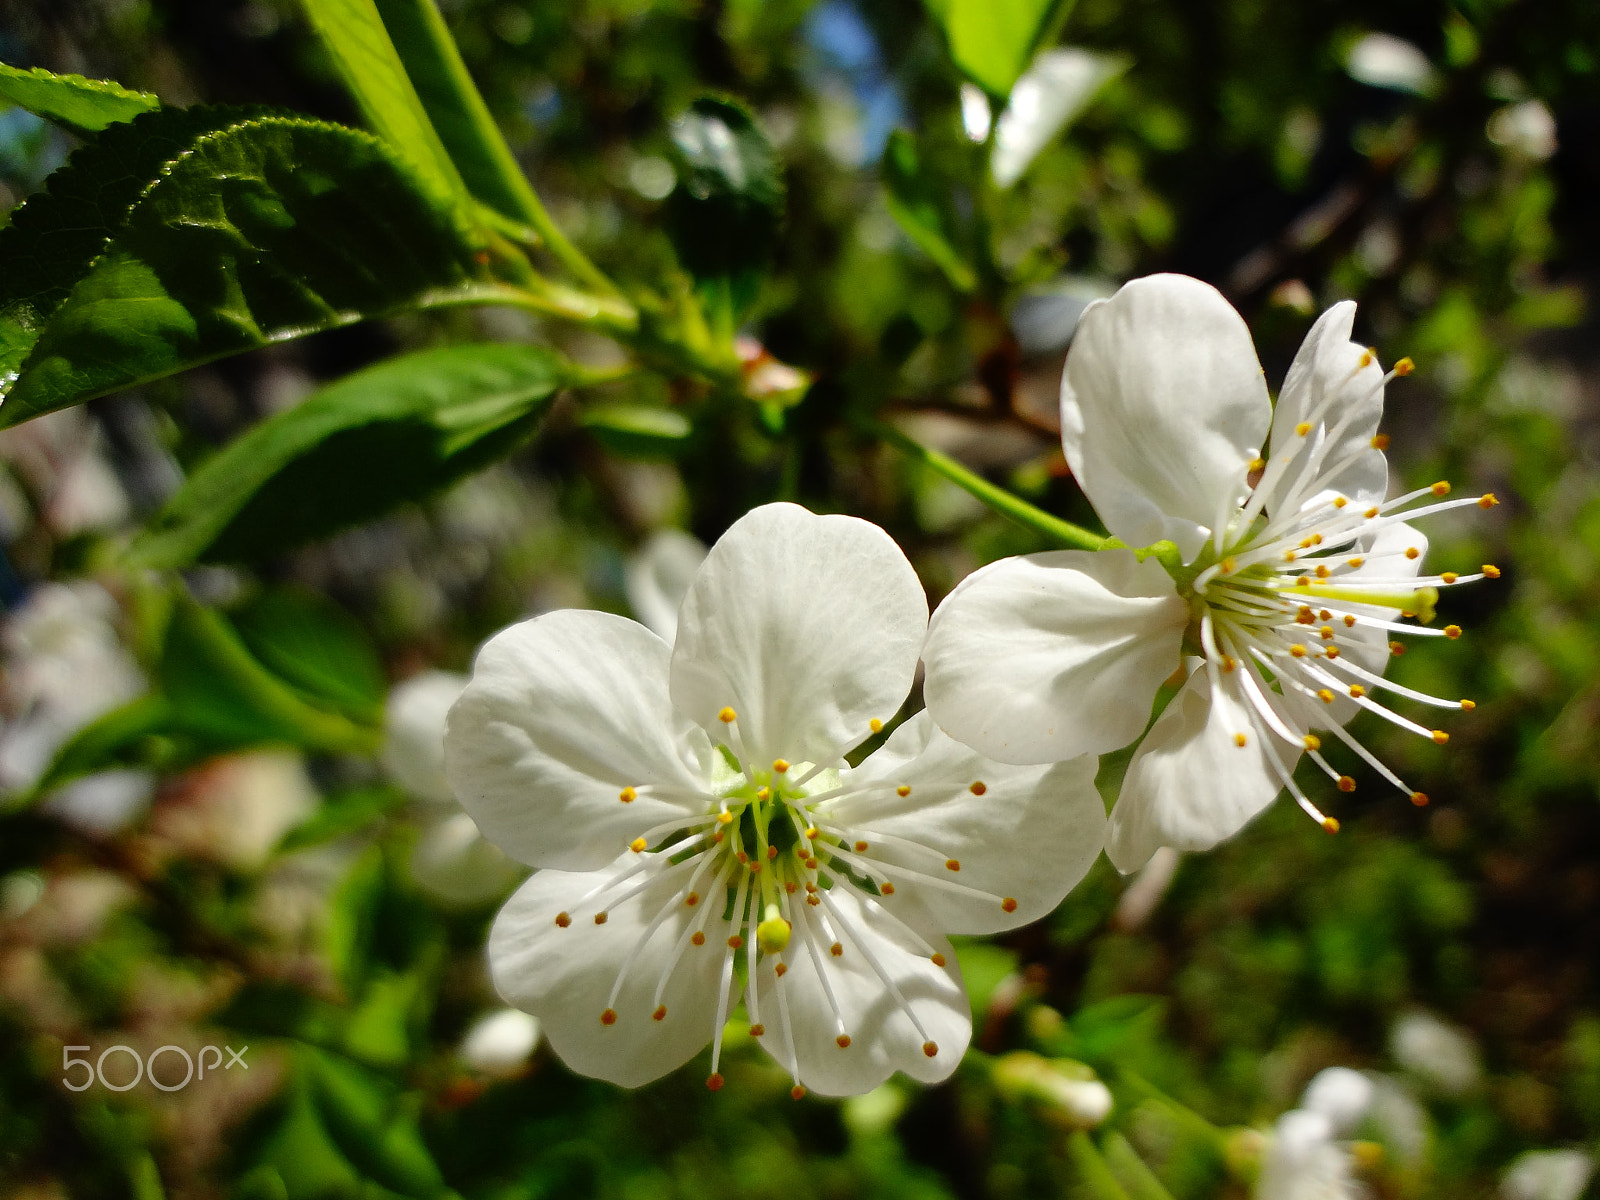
left=1320, top=610, right=1333, bottom=621
left=896, top=785, right=911, bottom=797
left=1298, top=606, right=1315, bottom=623
left=805, top=858, right=819, bottom=870
left=805, top=826, right=819, bottom=839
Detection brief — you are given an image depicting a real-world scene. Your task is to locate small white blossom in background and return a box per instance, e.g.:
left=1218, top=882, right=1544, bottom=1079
left=992, top=1051, right=1113, bottom=1129
left=445, top=502, right=1106, bottom=1096
left=1256, top=1108, right=1360, bottom=1200
left=381, top=671, right=523, bottom=908
left=458, top=1008, right=542, bottom=1079
left=0, top=581, right=155, bottom=835
left=1256, top=1065, right=1429, bottom=1200
left=154, top=750, right=317, bottom=870
left=1501, top=1149, right=1596, bottom=1200
left=1390, top=1009, right=1482, bottom=1097
left=922, top=273, right=1495, bottom=871
left=1487, top=99, right=1558, bottom=161
left=1345, top=32, right=1439, bottom=96
left=623, top=528, right=708, bottom=645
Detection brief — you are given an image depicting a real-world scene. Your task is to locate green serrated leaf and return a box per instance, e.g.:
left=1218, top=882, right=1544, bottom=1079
left=925, top=0, right=1069, bottom=97
left=0, top=63, right=160, bottom=134
left=0, top=105, right=279, bottom=390
left=233, top=589, right=387, bottom=723
left=130, top=343, right=573, bottom=567
left=665, top=96, right=785, bottom=324
left=881, top=130, right=977, bottom=292
left=372, top=0, right=543, bottom=229
left=0, top=115, right=511, bottom=429
left=302, top=0, right=470, bottom=215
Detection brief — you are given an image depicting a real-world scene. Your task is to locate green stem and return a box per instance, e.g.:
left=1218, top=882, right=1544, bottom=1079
left=1101, top=1133, right=1179, bottom=1200
left=1065, top=1131, right=1134, bottom=1200
left=863, top=416, right=1109, bottom=551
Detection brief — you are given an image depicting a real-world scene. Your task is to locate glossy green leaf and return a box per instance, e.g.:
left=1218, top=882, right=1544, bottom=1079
left=232, top=589, right=387, bottom=723
left=300, top=1046, right=447, bottom=1197
left=300, top=0, right=469, bottom=215
left=0, top=63, right=160, bottom=134
left=18, top=694, right=174, bottom=802
left=372, top=0, right=544, bottom=229
left=881, top=130, right=977, bottom=292
left=0, top=106, right=276, bottom=392
left=0, top=114, right=511, bottom=430
left=924, top=0, right=1069, bottom=97
left=131, top=343, right=575, bottom=567
left=158, top=594, right=378, bottom=753
left=665, top=96, right=785, bottom=321
left=580, top=403, right=693, bottom=457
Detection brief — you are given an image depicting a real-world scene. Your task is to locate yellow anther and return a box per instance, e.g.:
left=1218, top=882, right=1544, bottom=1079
left=749, top=861, right=762, bottom=874
left=1320, top=625, right=1334, bottom=639
left=600, top=1008, right=617, bottom=1025
left=1441, top=572, right=1459, bottom=584
left=945, top=859, right=961, bottom=872
left=1460, top=699, right=1476, bottom=710
left=1431, top=480, right=1451, bottom=496
left=806, top=894, right=820, bottom=906
left=805, top=826, right=819, bottom=839
left=931, top=952, right=947, bottom=967
left=691, top=931, right=705, bottom=945
left=756, top=786, right=770, bottom=800
left=784, top=880, right=798, bottom=893
left=1290, top=644, right=1308, bottom=658
left=1405, top=547, right=1420, bottom=560
left=922, top=1041, right=940, bottom=1058
left=717, top=811, right=734, bottom=824
left=757, top=917, right=792, bottom=954
left=718, top=706, right=737, bottom=723
left=1303, top=735, right=1322, bottom=751
left=767, top=844, right=777, bottom=859
left=1295, top=577, right=1312, bottom=588
left=1326, top=645, right=1341, bottom=659
left=805, top=858, right=818, bottom=870
left=618, top=786, right=637, bottom=803
left=1234, top=732, right=1248, bottom=747
left=1222, top=656, right=1238, bottom=672
left=1365, top=506, right=1380, bottom=518
left=791, top=1085, right=807, bottom=1100
left=1315, top=565, right=1331, bottom=579
left=629, top=837, right=649, bottom=853
left=1320, top=609, right=1333, bottom=620
left=1337, top=776, right=1357, bottom=793
left=830, top=942, right=843, bottom=957
left=1334, top=496, right=1349, bottom=508
left=1322, top=817, right=1341, bottom=833
left=1300, top=536, right=1316, bottom=549
left=1295, top=421, right=1313, bottom=436
left=653, top=1005, right=667, bottom=1021
left=969, top=781, right=987, bottom=796
left=1298, top=605, right=1315, bottom=623
left=1410, top=791, right=1429, bottom=807
left=1390, top=640, right=1405, bottom=655
left=1317, top=689, right=1335, bottom=704
left=1349, top=685, right=1366, bottom=698
left=1371, top=434, right=1391, bottom=450
left=1348, top=557, right=1365, bottom=568
left=1478, top=493, right=1499, bottom=508
left=836, top=1034, right=851, bottom=1048
left=869, top=718, right=883, bottom=733
left=1221, top=557, right=1238, bottom=572
left=595, top=912, right=608, bottom=925
left=686, top=891, right=700, bottom=906
left=1483, top=563, right=1501, bottom=578
left=880, top=882, right=895, bottom=895
left=555, top=911, right=571, bottom=928
left=1359, top=348, right=1375, bottom=368
left=1393, top=356, right=1414, bottom=376
left=1284, top=551, right=1297, bottom=563
left=1431, top=730, right=1450, bottom=745
left=1249, top=457, right=1266, bottom=472
left=1344, top=614, right=1357, bottom=627
left=1444, top=624, right=1462, bottom=639
left=896, top=785, right=911, bottom=797
left=773, top=759, right=789, bottom=774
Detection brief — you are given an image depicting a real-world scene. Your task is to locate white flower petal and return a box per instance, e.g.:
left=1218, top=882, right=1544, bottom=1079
left=749, top=884, right=970, bottom=1096
left=624, top=528, right=708, bottom=645
left=671, top=503, right=927, bottom=764
left=923, top=549, right=1187, bottom=764
left=1269, top=301, right=1388, bottom=509
left=1061, top=274, right=1272, bottom=561
left=446, top=610, right=713, bottom=871
left=831, top=711, right=1105, bottom=933
left=382, top=670, right=468, bottom=805
left=488, top=858, right=724, bottom=1089
left=1107, top=668, right=1301, bottom=872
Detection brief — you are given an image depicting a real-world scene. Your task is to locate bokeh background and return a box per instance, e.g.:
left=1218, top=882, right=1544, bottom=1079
left=1, top=0, right=1598, bottom=1197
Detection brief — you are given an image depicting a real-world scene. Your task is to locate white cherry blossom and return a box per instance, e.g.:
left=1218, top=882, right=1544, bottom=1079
left=923, top=273, right=1495, bottom=871
left=445, top=502, right=1106, bottom=1096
